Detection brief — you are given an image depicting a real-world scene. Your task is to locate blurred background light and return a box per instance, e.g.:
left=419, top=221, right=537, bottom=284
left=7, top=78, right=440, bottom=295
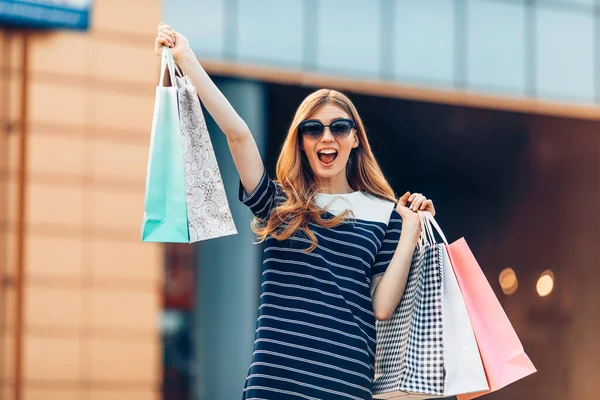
left=499, top=267, right=519, bottom=295
left=536, top=269, right=555, bottom=297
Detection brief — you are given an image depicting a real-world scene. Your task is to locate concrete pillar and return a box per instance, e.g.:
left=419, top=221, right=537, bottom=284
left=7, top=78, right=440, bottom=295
left=193, top=78, right=268, bottom=400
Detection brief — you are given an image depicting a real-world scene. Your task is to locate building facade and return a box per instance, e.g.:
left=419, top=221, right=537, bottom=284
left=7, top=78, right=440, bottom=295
left=1, top=1, right=599, bottom=400
left=1, top=1, right=163, bottom=399
left=165, top=0, right=600, bottom=110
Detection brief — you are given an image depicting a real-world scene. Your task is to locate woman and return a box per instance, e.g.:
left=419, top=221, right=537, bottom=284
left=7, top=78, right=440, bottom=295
left=155, top=23, right=436, bottom=400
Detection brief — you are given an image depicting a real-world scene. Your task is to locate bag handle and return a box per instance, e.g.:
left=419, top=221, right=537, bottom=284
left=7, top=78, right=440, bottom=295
left=418, top=210, right=433, bottom=246
left=416, top=211, right=427, bottom=248
left=416, top=210, right=435, bottom=248
left=163, top=49, right=194, bottom=89
left=159, top=46, right=177, bottom=88
left=417, top=211, right=449, bottom=246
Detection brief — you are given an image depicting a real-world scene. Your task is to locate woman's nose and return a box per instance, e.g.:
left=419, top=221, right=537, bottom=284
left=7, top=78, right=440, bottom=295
left=320, top=127, right=335, bottom=141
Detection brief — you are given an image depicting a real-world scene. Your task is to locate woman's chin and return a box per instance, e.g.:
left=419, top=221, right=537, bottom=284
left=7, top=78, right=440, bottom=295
left=312, top=165, right=345, bottom=180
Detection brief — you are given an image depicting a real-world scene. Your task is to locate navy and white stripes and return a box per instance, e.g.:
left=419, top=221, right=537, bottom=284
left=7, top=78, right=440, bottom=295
left=240, top=169, right=402, bottom=400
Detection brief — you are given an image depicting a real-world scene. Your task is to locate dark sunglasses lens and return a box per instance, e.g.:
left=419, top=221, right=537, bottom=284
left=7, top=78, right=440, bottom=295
left=300, top=121, right=324, bottom=137
left=330, top=120, right=353, bottom=136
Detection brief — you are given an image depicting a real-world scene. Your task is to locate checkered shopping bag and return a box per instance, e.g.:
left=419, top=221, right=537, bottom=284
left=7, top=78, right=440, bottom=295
left=373, top=244, right=445, bottom=400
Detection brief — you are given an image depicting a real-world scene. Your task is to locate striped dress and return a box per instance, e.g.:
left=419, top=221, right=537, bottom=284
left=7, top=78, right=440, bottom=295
left=239, top=169, right=402, bottom=400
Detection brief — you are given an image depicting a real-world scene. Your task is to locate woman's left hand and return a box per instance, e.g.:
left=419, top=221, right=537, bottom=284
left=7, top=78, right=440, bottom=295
left=397, top=191, right=435, bottom=217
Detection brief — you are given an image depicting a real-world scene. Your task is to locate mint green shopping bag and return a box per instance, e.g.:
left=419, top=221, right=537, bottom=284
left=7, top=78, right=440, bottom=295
left=141, top=47, right=189, bottom=242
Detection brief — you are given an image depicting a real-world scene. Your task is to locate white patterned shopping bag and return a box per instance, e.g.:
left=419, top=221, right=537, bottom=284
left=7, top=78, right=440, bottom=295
left=175, top=73, right=238, bottom=242
left=373, top=212, right=488, bottom=399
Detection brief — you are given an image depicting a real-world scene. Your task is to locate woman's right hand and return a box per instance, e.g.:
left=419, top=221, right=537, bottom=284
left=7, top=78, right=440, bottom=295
left=154, top=22, right=193, bottom=63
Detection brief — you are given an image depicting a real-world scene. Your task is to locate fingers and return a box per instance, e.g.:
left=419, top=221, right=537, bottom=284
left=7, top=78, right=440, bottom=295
left=420, top=199, right=433, bottom=210
left=159, top=25, right=175, bottom=38
left=156, top=32, right=173, bottom=47
left=160, top=27, right=176, bottom=39
left=408, top=193, right=433, bottom=212
left=158, top=22, right=174, bottom=33
left=157, top=22, right=176, bottom=46
left=413, top=194, right=424, bottom=210
left=398, top=191, right=435, bottom=218
left=397, top=191, right=410, bottom=207
left=407, top=193, right=422, bottom=211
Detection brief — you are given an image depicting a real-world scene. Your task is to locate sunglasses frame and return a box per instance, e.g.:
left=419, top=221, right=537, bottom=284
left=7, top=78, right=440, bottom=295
left=298, top=118, right=356, bottom=139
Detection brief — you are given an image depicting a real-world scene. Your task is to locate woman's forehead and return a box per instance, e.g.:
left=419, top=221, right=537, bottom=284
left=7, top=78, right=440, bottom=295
left=308, top=104, right=350, bottom=122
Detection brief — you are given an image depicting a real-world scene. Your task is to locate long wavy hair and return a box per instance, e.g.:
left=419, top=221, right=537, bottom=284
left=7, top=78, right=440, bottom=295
left=252, top=89, right=396, bottom=251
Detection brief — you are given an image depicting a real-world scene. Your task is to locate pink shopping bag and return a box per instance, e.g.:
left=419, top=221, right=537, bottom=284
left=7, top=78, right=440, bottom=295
left=446, top=238, right=537, bottom=400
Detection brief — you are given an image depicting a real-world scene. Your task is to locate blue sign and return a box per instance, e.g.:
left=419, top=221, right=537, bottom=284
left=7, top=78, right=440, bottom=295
left=0, top=0, right=92, bottom=31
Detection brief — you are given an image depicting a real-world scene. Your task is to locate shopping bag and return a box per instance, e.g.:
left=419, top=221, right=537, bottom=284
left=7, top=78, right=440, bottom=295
left=175, top=73, right=238, bottom=241
left=427, top=214, right=536, bottom=400
left=142, top=47, right=238, bottom=243
left=373, top=212, right=488, bottom=399
left=373, top=237, right=443, bottom=400
left=141, top=46, right=189, bottom=243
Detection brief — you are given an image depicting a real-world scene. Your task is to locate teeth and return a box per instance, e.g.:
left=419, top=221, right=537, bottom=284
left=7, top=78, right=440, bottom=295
left=318, top=149, right=338, bottom=154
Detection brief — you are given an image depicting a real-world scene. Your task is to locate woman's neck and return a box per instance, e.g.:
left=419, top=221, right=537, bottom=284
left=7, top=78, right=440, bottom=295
left=316, top=176, right=355, bottom=194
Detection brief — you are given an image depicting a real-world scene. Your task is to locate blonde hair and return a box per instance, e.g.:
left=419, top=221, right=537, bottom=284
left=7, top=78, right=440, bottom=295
left=252, top=89, right=396, bottom=251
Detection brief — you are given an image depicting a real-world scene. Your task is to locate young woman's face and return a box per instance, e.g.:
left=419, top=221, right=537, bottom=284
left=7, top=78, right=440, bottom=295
left=300, top=104, right=359, bottom=184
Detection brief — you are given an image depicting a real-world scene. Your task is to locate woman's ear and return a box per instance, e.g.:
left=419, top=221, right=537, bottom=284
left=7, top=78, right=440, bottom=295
left=353, top=133, right=359, bottom=148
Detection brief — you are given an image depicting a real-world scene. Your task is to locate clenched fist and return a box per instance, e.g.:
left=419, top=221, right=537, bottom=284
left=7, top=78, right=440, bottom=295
left=154, top=22, right=193, bottom=63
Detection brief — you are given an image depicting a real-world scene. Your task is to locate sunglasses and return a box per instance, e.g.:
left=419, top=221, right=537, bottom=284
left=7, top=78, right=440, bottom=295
left=298, top=118, right=356, bottom=139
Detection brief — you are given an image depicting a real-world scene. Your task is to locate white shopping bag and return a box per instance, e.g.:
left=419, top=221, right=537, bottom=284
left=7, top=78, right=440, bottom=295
left=174, top=66, right=238, bottom=242
left=421, top=212, right=489, bottom=395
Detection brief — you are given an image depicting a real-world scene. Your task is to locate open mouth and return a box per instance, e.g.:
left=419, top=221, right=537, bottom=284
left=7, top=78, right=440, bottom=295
left=317, top=149, right=338, bottom=165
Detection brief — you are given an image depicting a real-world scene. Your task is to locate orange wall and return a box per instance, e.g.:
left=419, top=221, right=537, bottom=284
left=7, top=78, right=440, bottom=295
left=1, top=1, right=164, bottom=399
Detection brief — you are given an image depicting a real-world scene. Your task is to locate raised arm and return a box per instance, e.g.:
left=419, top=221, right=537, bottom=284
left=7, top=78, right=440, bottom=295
left=155, top=22, right=265, bottom=196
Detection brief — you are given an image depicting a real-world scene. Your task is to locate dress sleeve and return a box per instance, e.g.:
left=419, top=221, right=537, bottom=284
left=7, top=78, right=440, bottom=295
left=238, top=168, right=280, bottom=220
left=371, top=209, right=403, bottom=279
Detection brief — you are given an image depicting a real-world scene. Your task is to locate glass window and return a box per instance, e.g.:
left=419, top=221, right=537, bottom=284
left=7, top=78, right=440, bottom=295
left=394, top=0, right=455, bottom=86
left=162, top=0, right=226, bottom=58
left=538, top=0, right=595, bottom=7
left=535, top=8, right=594, bottom=102
left=466, top=0, right=526, bottom=94
left=315, top=0, right=381, bottom=77
left=237, top=0, right=304, bottom=67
